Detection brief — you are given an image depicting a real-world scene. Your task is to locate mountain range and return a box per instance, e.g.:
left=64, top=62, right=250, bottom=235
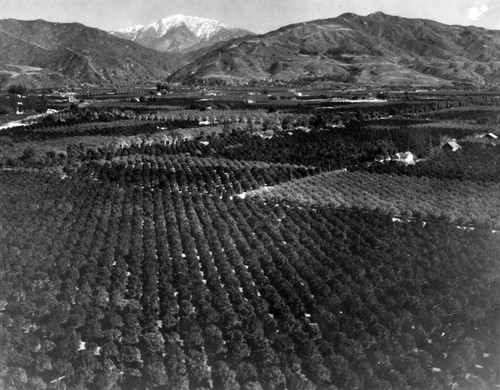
left=0, top=18, right=181, bottom=87
left=110, top=15, right=252, bottom=53
left=2, top=12, right=500, bottom=88
left=168, top=12, right=500, bottom=87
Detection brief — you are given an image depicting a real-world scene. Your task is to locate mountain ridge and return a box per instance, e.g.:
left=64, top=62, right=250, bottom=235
left=168, top=11, right=500, bottom=87
left=0, top=18, right=182, bottom=87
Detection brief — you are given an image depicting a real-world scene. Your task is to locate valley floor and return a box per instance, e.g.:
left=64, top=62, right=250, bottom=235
left=1, top=90, right=499, bottom=390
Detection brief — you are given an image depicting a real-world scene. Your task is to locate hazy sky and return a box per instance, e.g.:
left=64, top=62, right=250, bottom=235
left=1, top=0, right=499, bottom=33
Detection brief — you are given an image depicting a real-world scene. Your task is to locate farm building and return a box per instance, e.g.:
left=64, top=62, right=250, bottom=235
left=46, top=91, right=77, bottom=108
left=441, top=140, right=461, bottom=152
left=375, top=152, right=415, bottom=165
left=394, top=151, right=415, bottom=165
left=480, top=133, right=498, bottom=139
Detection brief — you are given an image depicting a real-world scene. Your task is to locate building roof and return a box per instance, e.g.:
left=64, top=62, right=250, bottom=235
left=396, top=151, right=414, bottom=159
left=442, top=140, right=461, bottom=149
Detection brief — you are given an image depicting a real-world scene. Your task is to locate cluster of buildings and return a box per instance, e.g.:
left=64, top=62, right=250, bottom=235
left=375, top=132, right=498, bottom=166
left=46, top=91, right=78, bottom=107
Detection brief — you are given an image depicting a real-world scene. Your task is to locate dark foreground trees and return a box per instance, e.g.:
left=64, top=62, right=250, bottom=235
left=1, top=168, right=499, bottom=390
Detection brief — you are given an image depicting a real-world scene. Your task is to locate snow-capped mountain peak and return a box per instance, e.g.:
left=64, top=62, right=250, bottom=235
left=110, top=14, right=252, bottom=53
left=119, top=24, right=144, bottom=33
left=147, top=15, right=232, bottom=39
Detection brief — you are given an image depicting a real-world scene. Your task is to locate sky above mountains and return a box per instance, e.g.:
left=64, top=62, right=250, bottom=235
left=0, top=0, right=498, bottom=33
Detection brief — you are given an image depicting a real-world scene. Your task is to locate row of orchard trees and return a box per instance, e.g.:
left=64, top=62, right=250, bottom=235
left=4, top=121, right=188, bottom=142
left=185, top=121, right=492, bottom=169
left=8, top=94, right=497, bottom=142
left=84, top=154, right=317, bottom=196
left=1, top=173, right=320, bottom=389
left=13, top=96, right=486, bottom=145
left=252, top=170, right=500, bottom=227
left=202, top=127, right=416, bottom=169
left=2, top=167, right=500, bottom=389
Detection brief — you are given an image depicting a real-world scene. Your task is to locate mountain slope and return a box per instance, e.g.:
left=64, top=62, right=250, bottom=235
left=0, top=18, right=182, bottom=87
left=168, top=12, right=500, bottom=87
left=111, top=15, right=253, bottom=53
